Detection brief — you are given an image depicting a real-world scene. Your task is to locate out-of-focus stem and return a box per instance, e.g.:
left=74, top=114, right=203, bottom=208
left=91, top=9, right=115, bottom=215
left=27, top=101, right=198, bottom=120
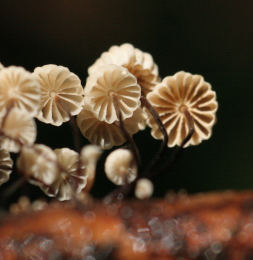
left=141, top=95, right=168, bottom=176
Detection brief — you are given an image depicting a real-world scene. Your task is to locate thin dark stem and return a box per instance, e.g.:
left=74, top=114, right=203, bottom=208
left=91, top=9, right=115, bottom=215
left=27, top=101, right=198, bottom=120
left=69, top=115, right=81, bottom=153
left=58, top=98, right=81, bottom=153
left=104, top=96, right=142, bottom=202
left=1, top=177, right=26, bottom=201
left=147, top=109, right=195, bottom=180
left=113, top=95, right=141, bottom=170
left=140, top=95, right=168, bottom=176
left=59, top=101, right=83, bottom=196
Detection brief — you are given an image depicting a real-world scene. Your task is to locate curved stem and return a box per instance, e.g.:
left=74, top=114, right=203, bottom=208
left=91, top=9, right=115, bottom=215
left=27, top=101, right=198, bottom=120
left=147, top=109, right=195, bottom=180
left=104, top=96, right=142, bottom=202
left=113, top=95, right=141, bottom=171
left=1, top=177, right=26, bottom=201
left=69, top=115, right=81, bottom=153
left=141, top=96, right=168, bottom=176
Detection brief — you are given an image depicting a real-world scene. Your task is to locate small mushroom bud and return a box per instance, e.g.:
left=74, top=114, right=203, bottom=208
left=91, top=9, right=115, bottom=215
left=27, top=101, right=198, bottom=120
left=135, top=178, right=154, bottom=200
left=104, top=148, right=137, bottom=185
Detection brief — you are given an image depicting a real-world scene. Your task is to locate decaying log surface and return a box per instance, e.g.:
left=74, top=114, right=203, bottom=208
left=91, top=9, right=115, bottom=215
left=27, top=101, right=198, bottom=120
left=1, top=191, right=253, bottom=259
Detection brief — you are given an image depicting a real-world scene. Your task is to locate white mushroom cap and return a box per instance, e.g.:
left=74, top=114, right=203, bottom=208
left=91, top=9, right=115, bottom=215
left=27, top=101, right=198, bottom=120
left=17, top=144, right=58, bottom=186
left=0, top=108, right=36, bottom=153
left=47, top=148, right=87, bottom=201
left=77, top=105, right=127, bottom=149
left=9, top=196, right=48, bottom=215
left=88, top=43, right=136, bottom=75
left=135, top=178, right=154, bottom=200
left=123, top=107, right=147, bottom=132
left=80, top=145, right=102, bottom=192
left=104, top=148, right=137, bottom=185
left=77, top=105, right=145, bottom=150
left=84, top=64, right=141, bottom=124
left=34, top=64, right=84, bottom=126
left=81, top=144, right=102, bottom=164
left=0, top=66, right=41, bottom=116
left=0, top=149, right=13, bottom=185
left=131, top=48, right=160, bottom=96
left=88, top=43, right=160, bottom=96
left=147, top=71, right=218, bottom=147
left=9, top=196, right=31, bottom=215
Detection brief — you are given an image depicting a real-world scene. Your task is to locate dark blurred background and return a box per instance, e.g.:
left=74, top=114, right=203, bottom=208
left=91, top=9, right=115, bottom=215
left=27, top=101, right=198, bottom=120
left=1, top=0, right=253, bottom=199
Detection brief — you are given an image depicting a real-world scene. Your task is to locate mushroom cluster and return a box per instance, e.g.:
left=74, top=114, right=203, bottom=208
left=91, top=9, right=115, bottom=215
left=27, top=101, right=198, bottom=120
left=0, top=44, right=218, bottom=202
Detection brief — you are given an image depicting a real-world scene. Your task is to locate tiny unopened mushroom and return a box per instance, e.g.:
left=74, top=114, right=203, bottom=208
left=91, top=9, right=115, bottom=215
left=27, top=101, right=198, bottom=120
left=17, top=144, right=58, bottom=186
left=147, top=71, right=218, bottom=147
left=104, top=148, right=137, bottom=185
left=0, top=108, right=36, bottom=152
left=9, top=196, right=48, bottom=215
left=80, top=145, right=102, bottom=192
left=9, top=196, right=31, bottom=215
left=81, top=144, right=102, bottom=165
left=88, top=43, right=160, bottom=96
left=34, top=64, right=84, bottom=126
left=135, top=178, right=154, bottom=200
left=47, top=148, right=87, bottom=201
left=77, top=105, right=146, bottom=149
left=84, top=64, right=141, bottom=123
left=0, top=66, right=41, bottom=117
left=0, top=149, right=13, bottom=185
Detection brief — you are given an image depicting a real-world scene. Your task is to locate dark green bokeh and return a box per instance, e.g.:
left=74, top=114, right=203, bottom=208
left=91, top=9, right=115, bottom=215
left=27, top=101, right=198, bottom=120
left=1, top=0, right=253, bottom=197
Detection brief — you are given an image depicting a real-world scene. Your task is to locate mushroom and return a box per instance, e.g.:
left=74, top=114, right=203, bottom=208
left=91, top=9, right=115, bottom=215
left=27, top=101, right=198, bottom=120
left=34, top=64, right=84, bottom=126
left=17, top=144, right=58, bottom=186
left=0, top=149, right=13, bottom=185
left=77, top=105, right=146, bottom=150
left=80, top=145, right=102, bottom=192
left=46, top=148, right=87, bottom=201
left=84, top=64, right=141, bottom=124
left=146, top=71, right=218, bottom=147
left=88, top=43, right=160, bottom=96
left=0, top=108, right=36, bottom=153
left=9, top=196, right=48, bottom=215
left=135, top=178, right=154, bottom=200
left=104, top=148, right=137, bottom=185
left=0, top=66, right=41, bottom=117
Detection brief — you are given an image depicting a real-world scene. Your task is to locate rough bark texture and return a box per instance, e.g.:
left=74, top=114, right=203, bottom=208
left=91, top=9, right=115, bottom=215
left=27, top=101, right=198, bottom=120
left=1, top=191, right=253, bottom=259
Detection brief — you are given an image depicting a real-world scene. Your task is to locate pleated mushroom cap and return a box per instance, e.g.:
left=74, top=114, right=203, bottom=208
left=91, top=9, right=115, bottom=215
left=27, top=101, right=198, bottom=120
left=84, top=64, right=141, bottom=124
left=77, top=105, right=146, bottom=149
left=0, top=149, right=13, bottom=185
left=147, top=71, right=218, bottom=147
left=48, top=148, right=87, bottom=201
left=0, top=108, right=36, bottom=153
left=88, top=43, right=136, bottom=75
left=77, top=105, right=127, bottom=149
left=130, top=48, right=160, bottom=96
left=0, top=66, right=41, bottom=117
left=104, top=148, right=137, bottom=185
left=17, top=144, right=58, bottom=186
left=34, top=64, right=84, bottom=126
left=88, top=43, right=160, bottom=96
